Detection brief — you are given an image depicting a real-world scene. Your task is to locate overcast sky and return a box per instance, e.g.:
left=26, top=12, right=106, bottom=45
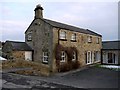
left=0, top=0, right=119, bottom=42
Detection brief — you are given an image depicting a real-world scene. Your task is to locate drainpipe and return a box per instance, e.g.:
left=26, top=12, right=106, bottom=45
left=58, top=28, right=60, bottom=45
left=101, top=49, right=103, bottom=64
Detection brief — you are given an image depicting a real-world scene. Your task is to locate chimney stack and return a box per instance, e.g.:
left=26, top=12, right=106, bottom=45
left=34, top=4, right=43, bottom=19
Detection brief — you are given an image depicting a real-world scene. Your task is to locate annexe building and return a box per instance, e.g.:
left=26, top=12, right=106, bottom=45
left=102, top=41, right=120, bottom=65
left=2, top=41, right=33, bottom=61
left=25, top=4, right=102, bottom=75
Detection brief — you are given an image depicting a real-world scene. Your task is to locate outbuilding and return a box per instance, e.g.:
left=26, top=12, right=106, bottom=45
left=101, top=41, right=120, bottom=65
left=2, top=41, right=33, bottom=61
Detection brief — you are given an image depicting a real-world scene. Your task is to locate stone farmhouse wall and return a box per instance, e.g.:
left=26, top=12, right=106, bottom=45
left=52, top=27, right=102, bottom=72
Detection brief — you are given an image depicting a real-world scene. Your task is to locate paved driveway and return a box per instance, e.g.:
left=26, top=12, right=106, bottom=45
left=35, top=66, right=119, bottom=88
left=1, top=66, right=119, bottom=89
left=59, top=67, right=119, bottom=88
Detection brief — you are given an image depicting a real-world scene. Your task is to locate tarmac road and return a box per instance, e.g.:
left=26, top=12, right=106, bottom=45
left=1, top=66, right=119, bottom=89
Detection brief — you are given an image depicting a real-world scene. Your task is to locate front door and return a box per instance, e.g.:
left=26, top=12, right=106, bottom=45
left=108, top=53, right=115, bottom=64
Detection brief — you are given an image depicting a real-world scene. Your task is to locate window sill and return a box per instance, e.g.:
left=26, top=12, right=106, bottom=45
left=71, top=40, right=77, bottom=42
left=60, top=61, right=65, bottom=63
left=27, top=40, right=32, bottom=41
left=88, top=42, right=92, bottom=43
left=59, top=39, right=67, bottom=41
left=42, top=61, right=48, bottom=64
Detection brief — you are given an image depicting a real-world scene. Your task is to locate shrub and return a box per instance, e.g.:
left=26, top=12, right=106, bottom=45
left=72, top=61, right=80, bottom=69
left=55, top=44, right=79, bottom=72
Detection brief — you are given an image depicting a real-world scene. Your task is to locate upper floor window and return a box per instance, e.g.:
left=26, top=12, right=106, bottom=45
left=43, top=51, right=49, bottom=63
left=96, top=38, right=100, bottom=44
left=27, top=31, right=32, bottom=41
left=59, top=31, right=66, bottom=40
left=27, top=34, right=32, bottom=41
left=87, top=36, right=92, bottom=43
left=72, top=51, right=76, bottom=61
left=60, top=51, right=66, bottom=62
left=71, top=33, right=76, bottom=41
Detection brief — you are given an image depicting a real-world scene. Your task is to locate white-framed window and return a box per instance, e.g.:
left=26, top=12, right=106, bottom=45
left=107, top=53, right=115, bottom=64
left=71, top=33, right=76, bottom=41
left=94, top=51, right=100, bottom=62
left=96, top=38, right=99, bottom=44
left=88, top=36, right=92, bottom=43
left=91, top=51, right=94, bottom=63
left=72, top=51, right=76, bottom=61
left=87, top=51, right=92, bottom=64
left=59, top=31, right=66, bottom=40
left=60, top=51, right=66, bottom=62
left=27, top=34, right=32, bottom=41
left=43, top=52, right=49, bottom=63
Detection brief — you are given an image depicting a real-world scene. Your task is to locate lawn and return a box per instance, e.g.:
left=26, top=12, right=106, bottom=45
left=96, top=64, right=120, bottom=71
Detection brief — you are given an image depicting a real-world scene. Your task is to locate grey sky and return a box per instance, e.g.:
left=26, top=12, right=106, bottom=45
left=0, top=1, right=118, bottom=42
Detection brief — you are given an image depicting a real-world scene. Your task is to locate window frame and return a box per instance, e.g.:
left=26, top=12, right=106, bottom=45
left=72, top=51, right=76, bottom=61
left=27, top=32, right=32, bottom=41
left=71, top=33, right=76, bottom=41
left=60, top=51, right=66, bottom=62
left=43, top=51, right=49, bottom=63
left=87, top=36, right=92, bottom=43
left=27, top=34, right=32, bottom=41
left=96, top=38, right=100, bottom=44
left=94, top=51, right=100, bottom=62
left=59, top=31, right=67, bottom=40
left=87, top=51, right=92, bottom=64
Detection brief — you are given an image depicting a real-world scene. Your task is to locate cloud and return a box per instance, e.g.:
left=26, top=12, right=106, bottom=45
left=0, top=1, right=118, bottom=42
left=44, top=2, right=118, bottom=41
left=0, top=20, right=29, bottom=41
left=0, top=0, right=119, bottom=2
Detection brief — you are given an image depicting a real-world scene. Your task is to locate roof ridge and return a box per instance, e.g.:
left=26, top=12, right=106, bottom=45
left=102, top=40, right=120, bottom=43
left=44, top=18, right=102, bottom=37
left=6, top=40, right=25, bottom=43
left=44, top=18, right=85, bottom=30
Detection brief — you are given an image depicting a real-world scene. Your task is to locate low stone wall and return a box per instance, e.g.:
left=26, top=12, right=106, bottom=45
left=2, top=60, right=51, bottom=76
left=12, top=51, right=25, bottom=60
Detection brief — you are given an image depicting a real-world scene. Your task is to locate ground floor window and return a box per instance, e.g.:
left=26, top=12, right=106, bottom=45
left=60, top=51, right=66, bottom=62
left=43, top=52, right=49, bottom=63
left=108, top=53, right=115, bottom=63
left=94, top=51, right=100, bottom=62
left=72, top=51, right=76, bottom=61
left=87, top=51, right=92, bottom=64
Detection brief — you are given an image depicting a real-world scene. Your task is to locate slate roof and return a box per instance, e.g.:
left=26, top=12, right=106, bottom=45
left=44, top=19, right=102, bottom=37
left=7, top=41, right=33, bottom=51
left=102, top=41, right=120, bottom=50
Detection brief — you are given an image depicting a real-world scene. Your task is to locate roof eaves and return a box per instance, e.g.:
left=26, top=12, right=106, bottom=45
left=44, top=19, right=102, bottom=37
left=25, top=19, right=36, bottom=34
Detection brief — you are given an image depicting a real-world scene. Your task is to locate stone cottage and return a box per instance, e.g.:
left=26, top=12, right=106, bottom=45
left=101, top=41, right=120, bottom=65
left=2, top=41, right=33, bottom=60
left=25, top=4, right=102, bottom=74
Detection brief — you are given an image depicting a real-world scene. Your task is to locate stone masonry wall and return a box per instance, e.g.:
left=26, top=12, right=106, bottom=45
left=12, top=51, right=25, bottom=60
left=52, top=27, right=102, bottom=72
left=25, top=19, right=53, bottom=75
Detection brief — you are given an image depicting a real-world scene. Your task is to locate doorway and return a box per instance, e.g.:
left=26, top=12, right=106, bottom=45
left=108, top=53, right=115, bottom=64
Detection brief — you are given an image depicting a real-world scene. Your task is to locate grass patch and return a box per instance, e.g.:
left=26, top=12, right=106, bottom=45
left=94, top=64, right=120, bottom=71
